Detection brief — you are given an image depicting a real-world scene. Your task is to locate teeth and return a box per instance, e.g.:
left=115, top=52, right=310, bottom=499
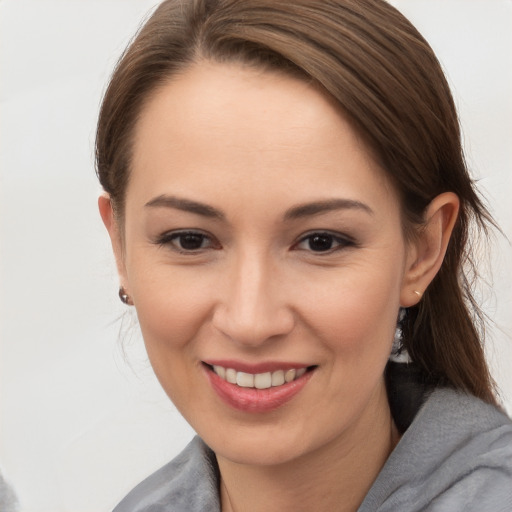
left=296, top=367, right=306, bottom=378
left=271, top=370, right=285, bottom=387
left=285, top=369, right=296, bottom=383
left=225, top=368, right=237, bottom=384
left=213, top=365, right=226, bottom=379
left=236, top=372, right=254, bottom=388
left=212, top=365, right=308, bottom=389
left=254, top=372, right=272, bottom=389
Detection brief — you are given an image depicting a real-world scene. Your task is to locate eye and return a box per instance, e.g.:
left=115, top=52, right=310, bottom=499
left=294, top=231, right=354, bottom=253
left=156, top=230, right=218, bottom=253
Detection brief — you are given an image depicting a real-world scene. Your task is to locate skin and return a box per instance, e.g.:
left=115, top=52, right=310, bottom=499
left=100, top=61, right=459, bottom=512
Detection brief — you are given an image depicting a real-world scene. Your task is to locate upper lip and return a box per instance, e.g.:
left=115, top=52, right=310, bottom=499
left=203, top=359, right=313, bottom=374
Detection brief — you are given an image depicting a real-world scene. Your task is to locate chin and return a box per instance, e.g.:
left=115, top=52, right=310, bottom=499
left=213, top=437, right=308, bottom=467
left=197, top=418, right=337, bottom=468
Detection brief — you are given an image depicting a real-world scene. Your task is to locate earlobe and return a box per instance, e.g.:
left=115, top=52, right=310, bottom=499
left=98, top=194, right=128, bottom=284
left=400, top=192, right=460, bottom=307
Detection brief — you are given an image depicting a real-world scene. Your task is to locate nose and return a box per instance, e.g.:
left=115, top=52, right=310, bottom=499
left=212, top=250, right=295, bottom=347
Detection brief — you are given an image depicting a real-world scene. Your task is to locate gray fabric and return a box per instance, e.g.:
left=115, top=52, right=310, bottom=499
left=0, top=471, right=19, bottom=512
left=358, top=388, right=512, bottom=511
left=113, top=437, right=220, bottom=512
left=113, top=388, right=512, bottom=511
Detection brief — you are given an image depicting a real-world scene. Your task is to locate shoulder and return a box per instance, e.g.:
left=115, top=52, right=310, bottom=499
left=360, top=387, right=512, bottom=512
left=0, top=471, right=19, bottom=512
left=112, top=436, right=220, bottom=512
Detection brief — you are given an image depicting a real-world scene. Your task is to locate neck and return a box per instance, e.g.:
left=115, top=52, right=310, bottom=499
left=217, top=384, right=400, bottom=512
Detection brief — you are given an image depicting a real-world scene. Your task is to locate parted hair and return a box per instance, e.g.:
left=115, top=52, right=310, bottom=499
left=96, top=0, right=497, bottom=404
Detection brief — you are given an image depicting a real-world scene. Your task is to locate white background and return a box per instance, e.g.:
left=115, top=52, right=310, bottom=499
left=1, top=1, right=511, bottom=511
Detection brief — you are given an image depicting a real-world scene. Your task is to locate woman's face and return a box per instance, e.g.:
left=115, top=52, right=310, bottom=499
left=110, top=61, right=418, bottom=466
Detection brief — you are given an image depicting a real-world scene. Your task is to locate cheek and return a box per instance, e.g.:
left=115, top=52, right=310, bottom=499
left=298, top=258, right=403, bottom=358
left=128, top=270, right=218, bottom=415
left=300, top=268, right=401, bottom=419
left=127, top=265, right=215, bottom=366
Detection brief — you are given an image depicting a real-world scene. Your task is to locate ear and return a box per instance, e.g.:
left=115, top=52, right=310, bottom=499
left=400, top=192, right=460, bottom=307
left=98, top=194, right=128, bottom=286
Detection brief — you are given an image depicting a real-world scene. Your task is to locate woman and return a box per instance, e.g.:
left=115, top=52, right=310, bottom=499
left=96, top=0, right=512, bottom=510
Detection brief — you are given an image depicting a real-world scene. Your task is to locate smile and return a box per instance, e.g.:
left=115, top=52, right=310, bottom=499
left=211, top=365, right=307, bottom=389
left=203, top=362, right=316, bottom=413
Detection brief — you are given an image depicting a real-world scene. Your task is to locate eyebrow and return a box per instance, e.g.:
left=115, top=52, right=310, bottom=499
left=145, top=195, right=225, bottom=220
left=144, top=195, right=373, bottom=221
left=283, top=198, right=374, bottom=220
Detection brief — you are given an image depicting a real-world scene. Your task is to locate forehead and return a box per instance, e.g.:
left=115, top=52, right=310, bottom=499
left=128, top=60, right=397, bottom=216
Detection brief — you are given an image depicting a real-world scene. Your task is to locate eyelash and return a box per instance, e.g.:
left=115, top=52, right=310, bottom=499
left=293, top=231, right=355, bottom=254
left=154, top=230, right=219, bottom=254
left=154, top=230, right=355, bottom=255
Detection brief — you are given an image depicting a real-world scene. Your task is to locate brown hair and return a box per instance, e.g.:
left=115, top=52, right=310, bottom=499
left=96, top=0, right=497, bottom=403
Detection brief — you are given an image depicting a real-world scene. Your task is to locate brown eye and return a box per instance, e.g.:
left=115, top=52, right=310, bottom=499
left=174, top=233, right=208, bottom=250
left=308, top=234, right=335, bottom=252
left=295, top=232, right=353, bottom=253
left=156, top=230, right=217, bottom=253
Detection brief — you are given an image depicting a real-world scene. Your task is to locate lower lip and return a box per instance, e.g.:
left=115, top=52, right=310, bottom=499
left=204, top=365, right=314, bottom=413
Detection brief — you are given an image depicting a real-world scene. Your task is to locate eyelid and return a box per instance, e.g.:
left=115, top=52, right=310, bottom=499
left=154, top=229, right=220, bottom=253
left=153, top=229, right=355, bottom=255
left=293, top=230, right=356, bottom=252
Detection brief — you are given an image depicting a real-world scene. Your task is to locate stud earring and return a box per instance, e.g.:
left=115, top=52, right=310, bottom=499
left=413, top=290, right=422, bottom=298
left=119, top=287, right=133, bottom=305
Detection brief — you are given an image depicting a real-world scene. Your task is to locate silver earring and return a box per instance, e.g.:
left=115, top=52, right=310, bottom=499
left=390, top=308, right=411, bottom=363
left=118, top=287, right=133, bottom=305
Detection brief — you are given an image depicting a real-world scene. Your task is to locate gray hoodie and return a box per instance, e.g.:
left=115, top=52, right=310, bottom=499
left=0, top=471, right=19, bottom=512
left=113, top=387, right=512, bottom=511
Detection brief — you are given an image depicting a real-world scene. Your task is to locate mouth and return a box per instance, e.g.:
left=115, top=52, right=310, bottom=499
left=208, top=364, right=310, bottom=389
left=202, top=362, right=316, bottom=412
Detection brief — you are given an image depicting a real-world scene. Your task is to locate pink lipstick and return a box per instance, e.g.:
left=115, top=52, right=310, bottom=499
left=202, top=361, right=315, bottom=413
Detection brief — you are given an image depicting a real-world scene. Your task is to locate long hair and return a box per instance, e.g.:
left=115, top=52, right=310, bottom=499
left=96, top=0, right=497, bottom=404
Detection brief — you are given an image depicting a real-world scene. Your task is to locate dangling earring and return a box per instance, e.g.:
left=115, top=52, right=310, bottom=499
left=118, top=287, right=133, bottom=306
left=390, top=308, right=411, bottom=363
